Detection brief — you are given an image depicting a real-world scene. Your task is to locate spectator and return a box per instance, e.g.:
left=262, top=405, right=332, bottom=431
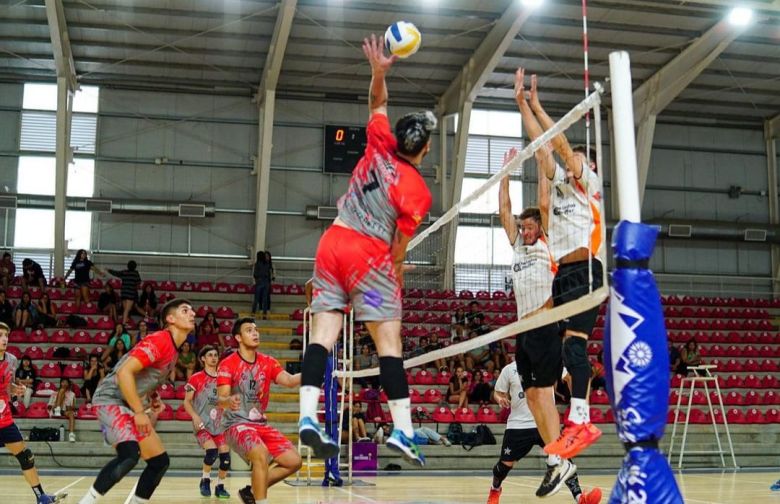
left=107, top=260, right=141, bottom=324
left=136, top=284, right=158, bottom=321
left=196, top=311, right=224, bottom=350
left=469, top=313, right=490, bottom=335
left=172, top=340, right=197, bottom=381
left=107, top=322, right=132, bottom=350
left=354, top=344, right=379, bottom=388
left=591, top=352, right=606, bottom=391
left=65, top=249, right=104, bottom=312
left=101, top=338, right=128, bottom=371
left=351, top=402, right=370, bottom=442
left=251, top=251, right=273, bottom=318
left=464, top=331, right=490, bottom=370
left=669, top=339, right=681, bottom=374
left=14, top=355, right=36, bottom=408
left=21, top=258, right=46, bottom=292
left=469, top=370, right=494, bottom=406
left=82, top=354, right=105, bottom=402
left=413, top=426, right=452, bottom=447
left=448, top=366, right=470, bottom=410
left=14, top=291, right=35, bottom=328
left=35, top=292, right=57, bottom=328
left=98, top=284, right=118, bottom=322
left=451, top=307, right=467, bottom=340
left=264, top=250, right=275, bottom=310
left=0, top=289, right=13, bottom=327
left=425, top=334, right=448, bottom=372
left=679, top=338, right=702, bottom=376
left=0, top=252, right=15, bottom=290
left=464, top=301, right=483, bottom=330
left=133, top=319, right=149, bottom=345
left=47, top=378, right=77, bottom=442
left=373, top=422, right=392, bottom=444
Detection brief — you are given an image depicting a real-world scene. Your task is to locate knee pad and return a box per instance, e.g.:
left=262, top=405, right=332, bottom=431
left=136, top=452, right=170, bottom=500
left=204, top=448, right=218, bottom=466
left=218, top=452, right=231, bottom=472
left=301, top=343, right=328, bottom=387
left=16, top=448, right=35, bottom=471
left=379, top=356, right=408, bottom=401
left=114, top=441, right=141, bottom=478
left=145, top=452, right=170, bottom=473
left=493, top=461, right=511, bottom=480
left=562, top=336, right=588, bottom=370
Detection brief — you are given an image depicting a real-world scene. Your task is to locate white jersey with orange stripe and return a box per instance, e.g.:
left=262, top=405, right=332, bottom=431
left=547, top=162, right=603, bottom=262
left=511, top=234, right=557, bottom=319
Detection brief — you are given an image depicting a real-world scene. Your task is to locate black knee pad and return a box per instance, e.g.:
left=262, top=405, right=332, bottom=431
left=493, top=461, right=511, bottom=479
left=562, top=336, right=588, bottom=370
left=16, top=448, right=35, bottom=471
left=301, top=343, right=329, bottom=387
left=94, top=441, right=140, bottom=495
left=379, top=356, right=408, bottom=401
left=136, top=452, right=170, bottom=500
left=218, top=452, right=231, bottom=472
left=204, top=448, right=218, bottom=466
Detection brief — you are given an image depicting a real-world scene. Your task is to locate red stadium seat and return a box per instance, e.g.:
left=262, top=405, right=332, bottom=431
left=760, top=359, right=779, bottom=372
left=765, top=408, right=780, bottom=423
left=424, top=389, right=443, bottom=404
left=24, top=346, right=44, bottom=360
left=71, top=346, right=87, bottom=360
left=156, top=403, right=174, bottom=421
left=25, top=402, right=50, bottom=419
left=79, top=302, right=98, bottom=315
left=62, top=363, right=82, bottom=379
left=604, top=408, right=615, bottom=423
left=726, top=408, right=746, bottom=424
left=5, top=345, right=21, bottom=359
left=49, top=329, right=70, bottom=343
left=95, top=316, right=114, bottom=330
left=763, top=391, right=780, bottom=405
left=745, top=408, right=766, bottom=424
left=691, top=390, right=707, bottom=405
left=179, top=281, right=195, bottom=292
left=39, top=362, right=61, bottom=378
left=158, top=280, right=177, bottom=291
left=476, top=407, right=499, bottom=423
left=436, top=370, right=451, bottom=385
left=59, top=301, right=77, bottom=314
left=591, top=389, right=609, bottom=405
left=77, top=402, right=98, bottom=419
left=196, top=305, right=214, bottom=318
left=454, top=407, right=477, bottom=423
left=157, top=383, right=175, bottom=400
left=175, top=384, right=187, bottom=400
left=219, top=320, right=233, bottom=334
left=93, top=331, right=110, bottom=344
left=688, top=408, right=708, bottom=424
left=724, top=374, right=743, bottom=388
left=761, top=375, right=780, bottom=389
left=215, top=306, right=235, bottom=319
left=414, top=369, right=435, bottom=385
left=458, top=290, right=474, bottom=300
left=744, top=390, right=761, bottom=405
left=431, top=407, right=455, bottom=426
left=412, top=405, right=430, bottom=420
left=35, top=381, right=57, bottom=397
left=72, top=330, right=90, bottom=343
left=175, top=404, right=192, bottom=421
left=195, top=281, right=214, bottom=293
left=214, top=282, right=233, bottom=294
left=29, top=329, right=48, bottom=344
left=743, top=359, right=760, bottom=372
left=9, top=329, right=27, bottom=343
left=589, top=407, right=606, bottom=424
left=409, top=389, right=423, bottom=404
left=743, top=374, right=761, bottom=388
left=723, top=391, right=743, bottom=405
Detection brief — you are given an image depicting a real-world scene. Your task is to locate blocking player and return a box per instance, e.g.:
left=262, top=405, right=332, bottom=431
left=298, top=33, right=434, bottom=467
left=78, top=299, right=196, bottom=504
left=183, top=344, right=230, bottom=499
left=0, top=322, right=64, bottom=504
left=499, top=145, right=576, bottom=496
left=514, top=67, right=603, bottom=458
left=217, top=318, right=302, bottom=504
left=486, top=360, right=602, bottom=504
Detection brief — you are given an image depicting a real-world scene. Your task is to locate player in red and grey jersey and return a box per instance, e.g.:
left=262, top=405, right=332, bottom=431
left=300, top=33, right=435, bottom=467
left=78, top=299, right=195, bottom=504
left=0, top=322, right=64, bottom=504
left=183, top=345, right=230, bottom=499
left=217, top=318, right=301, bottom=504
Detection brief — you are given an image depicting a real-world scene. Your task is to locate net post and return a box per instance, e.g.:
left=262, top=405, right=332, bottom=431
left=608, top=51, right=641, bottom=223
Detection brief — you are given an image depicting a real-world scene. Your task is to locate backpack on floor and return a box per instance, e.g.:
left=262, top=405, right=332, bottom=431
left=462, top=424, right=496, bottom=451
left=446, top=422, right=464, bottom=444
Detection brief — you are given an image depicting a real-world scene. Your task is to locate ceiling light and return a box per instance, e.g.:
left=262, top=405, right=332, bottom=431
left=728, top=7, right=753, bottom=26
left=520, top=0, right=545, bottom=8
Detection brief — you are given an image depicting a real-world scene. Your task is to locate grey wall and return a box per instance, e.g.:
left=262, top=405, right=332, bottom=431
left=0, top=82, right=22, bottom=247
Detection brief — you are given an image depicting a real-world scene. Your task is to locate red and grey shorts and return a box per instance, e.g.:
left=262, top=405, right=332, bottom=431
left=96, top=404, right=148, bottom=446
left=224, top=423, right=294, bottom=463
left=196, top=429, right=226, bottom=449
left=311, top=225, right=402, bottom=321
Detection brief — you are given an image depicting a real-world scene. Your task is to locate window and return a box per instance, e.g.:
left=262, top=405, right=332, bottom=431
left=15, top=83, right=98, bottom=250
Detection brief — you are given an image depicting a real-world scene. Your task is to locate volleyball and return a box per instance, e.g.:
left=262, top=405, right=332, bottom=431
left=384, top=21, right=421, bottom=58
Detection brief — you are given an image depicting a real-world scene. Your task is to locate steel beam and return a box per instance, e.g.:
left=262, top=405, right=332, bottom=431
left=635, top=18, right=746, bottom=205
left=766, top=120, right=780, bottom=296
left=44, top=0, right=76, bottom=90
left=254, top=0, right=296, bottom=254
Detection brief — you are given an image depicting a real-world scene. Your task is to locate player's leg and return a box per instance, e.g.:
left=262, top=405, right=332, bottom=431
left=244, top=444, right=270, bottom=503
left=132, top=430, right=170, bottom=503
left=215, top=440, right=232, bottom=499
left=487, top=428, right=539, bottom=504
left=255, top=425, right=300, bottom=488
left=198, top=434, right=219, bottom=497
left=267, top=448, right=302, bottom=487
left=565, top=472, right=603, bottom=504
left=4, top=425, right=63, bottom=504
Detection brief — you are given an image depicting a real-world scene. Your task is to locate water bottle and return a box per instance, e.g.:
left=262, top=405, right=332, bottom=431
left=59, top=424, right=65, bottom=442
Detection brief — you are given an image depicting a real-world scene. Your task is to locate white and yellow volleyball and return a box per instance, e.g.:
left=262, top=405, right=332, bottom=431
left=384, top=21, right=421, bottom=59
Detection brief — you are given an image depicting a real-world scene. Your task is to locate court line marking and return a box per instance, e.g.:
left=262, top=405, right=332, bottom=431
left=680, top=472, right=775, bottom=486
left=123, top=482, right=139, bottom=504
left=333, top=484, right=379, bottom=503
left=54, top=476, right=85, bottom=496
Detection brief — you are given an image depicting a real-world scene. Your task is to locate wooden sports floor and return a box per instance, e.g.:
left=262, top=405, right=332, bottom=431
left=2, top=470, right=779, bottom=504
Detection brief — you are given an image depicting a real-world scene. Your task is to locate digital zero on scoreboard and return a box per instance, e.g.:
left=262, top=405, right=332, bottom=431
left=323, top=125, right=367, bottom=173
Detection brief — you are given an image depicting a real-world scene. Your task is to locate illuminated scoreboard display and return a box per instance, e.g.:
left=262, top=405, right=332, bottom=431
left=323, top=125, right=367, bottom=173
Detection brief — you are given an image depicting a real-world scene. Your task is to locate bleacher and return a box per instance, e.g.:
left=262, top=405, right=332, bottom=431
left=2, top=280, right=780, bottom=471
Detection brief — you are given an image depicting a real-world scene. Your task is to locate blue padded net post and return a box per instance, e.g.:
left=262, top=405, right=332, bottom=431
left=604, top=221, right=683, bottom=503
left=322, top=344, right=343, bottom=487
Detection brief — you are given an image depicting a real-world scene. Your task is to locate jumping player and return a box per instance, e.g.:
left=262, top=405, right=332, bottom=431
left=78, top=299, right=195, bottom=504
left=183, top=344, right=230, bottom=499
left=487, top=360, right=602, bottom=504
left=217, top=318, right=302, bottom=504
left=514, top=68, right=603, bottom=458
left=298, top=33, right=435, bottom=467
left=0, top=322, right=64, bottom=504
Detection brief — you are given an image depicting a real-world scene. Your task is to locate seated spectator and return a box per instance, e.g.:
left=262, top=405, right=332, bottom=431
left=82, top=354, right=106, bottom=402
left=173, top=341, right=197, bottom=381
left=196, top=311, right=224, bottom=350
left=354, top=344, right=379, bottom=388
left=413, top=426, right=452, bottom=447
left=14, top=292, right=36, bottom=329
left=669, top=339, right=681, bottom=374
left=0, top=289, right=13, bottom=327
left=47, top=378, right=77, bottom=442
left=591, top=352, right=606, bottom=390
left=14, top=355, right=36, bottom=408
left=464, top=301, right=483, bottom=331
left=136, top=284, right=159, bottom=321
left=469, top=313, right=490, bottom=335
left=35, top=292, right=57, bottom=328
left=451, top=308, right=467, bottom=340
left=65, top=249, right=104, bottom=312
left=133, top=319, right=149, bottom=345
left=21, top=258, right=47, bottom=292
left=448, top=366, right=470, bottom=409
left=108, top=260, right=141, bottom=324
left=102, top=338, right=128, bottom=371
left=108, top=322, right=132, bottom=350
left=469, top=370, right=494, bottom=406
left=98, top=284, right=118, bottom=322
left=465, top=331, right=490, bottom=370
left=351, top=402, right=370, bottom=442
left=0, top=252, right=15, bottom=291
left=679, top=338, right=701, bottom=376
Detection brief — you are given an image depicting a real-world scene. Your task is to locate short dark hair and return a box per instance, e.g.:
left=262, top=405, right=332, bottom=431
left=573, top=145, right=597, bottom=169
left=519, top=207, right=542, bottom=224
left=232, top=317, right=256, bottom=337
left=2, top=252, right=10, bottom=259
left=0, top=321, right=9, bottom=333
left=198, top=344, right=218, bottom=361
left=127, top=260, right=137, bottom=271
left=159, top=298, right=192, bottom=326
left=395, top=111, right=437, bottom=156
left=22, top=258, right=31, bottom=266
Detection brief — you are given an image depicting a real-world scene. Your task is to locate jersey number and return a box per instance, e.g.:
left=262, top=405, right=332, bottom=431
left=361, top=171, right=380, bottom=194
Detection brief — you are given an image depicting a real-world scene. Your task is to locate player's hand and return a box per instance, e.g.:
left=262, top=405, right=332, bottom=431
left=228, top=394, right=241, bottom=411
left=11, top=383, right=26, bottom=396
left=529, top=74, right=540, bottom=109
left=503, top=147, right=518, bottom=170
left=497, top=395, right=510, bottom=409
left=363, top=33, right=398, bottom=74
left=134, top=411, right=152, bottom=436
left=514, top=68, right=526, bottom=103
left=192, top=415, right=205, bottom=431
